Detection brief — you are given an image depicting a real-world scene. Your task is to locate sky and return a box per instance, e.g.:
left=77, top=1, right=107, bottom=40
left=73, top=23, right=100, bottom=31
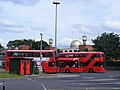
left=0, top=0, right=120, bottom=48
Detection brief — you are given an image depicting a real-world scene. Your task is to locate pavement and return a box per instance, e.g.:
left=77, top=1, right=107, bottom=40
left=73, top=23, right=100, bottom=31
left=24, top=73, right=80, bottom=78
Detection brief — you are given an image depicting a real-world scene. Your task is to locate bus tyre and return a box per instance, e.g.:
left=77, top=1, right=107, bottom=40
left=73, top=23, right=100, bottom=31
left=89, top=68, right=94, bottom=73
left=65, top=69, right=70, bottom=73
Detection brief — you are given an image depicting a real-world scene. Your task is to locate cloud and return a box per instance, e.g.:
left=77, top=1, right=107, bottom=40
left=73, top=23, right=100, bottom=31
left=104, top=20, right=120, bottom=31
left=0, top=19, right=47, bottom=33
left=0, top=7, right=6, bottom=13
left=0, top=20, right=30, bottom=33
left=0, top=20, right=16, bottom=27
left=72, top=23, right=94, bottom=35
left=58, top=37, right=73, bottom=48
left=0, top=39, right=7, bottom=47
left=0, top=0, right=40, bottom=6
left=62, top=0, right=78, bottom=3
left=58, top=37, right=88, bottom=48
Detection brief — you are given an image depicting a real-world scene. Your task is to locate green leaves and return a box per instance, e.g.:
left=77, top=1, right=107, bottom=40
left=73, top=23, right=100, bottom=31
left=7, top=39, right=49, bottom=50
left=92, top=32, right=120, bottom=61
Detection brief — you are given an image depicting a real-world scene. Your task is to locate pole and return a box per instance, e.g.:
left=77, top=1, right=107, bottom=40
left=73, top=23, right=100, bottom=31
left=55, top=4, right=57, bottom=53
left=53, top=1, right=60, bottom=55
left=39, top=33, right=43, bottom=75
left=3, top=81, right=5, bottom=90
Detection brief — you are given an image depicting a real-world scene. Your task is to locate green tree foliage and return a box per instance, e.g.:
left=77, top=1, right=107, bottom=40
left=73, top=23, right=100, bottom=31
left=92, top=32, right=120, bottom=60
left=84, top=48, right=88, bottom=51
left=7, top=39, right=49, bottom=50
left=92, top=32, right=120, bottom=61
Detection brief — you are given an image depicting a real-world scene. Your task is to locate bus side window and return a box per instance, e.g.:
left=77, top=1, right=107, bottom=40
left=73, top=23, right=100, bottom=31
left=34, top=53, right=40, bottom=57
left=47, top=52, right=53, bottom=57
left=42, top=53, right=47, bottom=57
left=13, top=52, right=20, bottom=57
left=28, top=52, right=34, bottom=57
left=48, top=62, right=55, bottom=67
left=70, top=61, right=78, bottom=68
left=93, top=62, right=102, bottom=67
left=79, top=61, right=83, bottom=68
left=21, top=52, right=26, bottom=57
left=8, top=52, right=13, bottom=57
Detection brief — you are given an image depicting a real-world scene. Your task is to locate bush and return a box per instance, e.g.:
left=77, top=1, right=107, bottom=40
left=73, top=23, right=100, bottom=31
left=106, top=61, right=120, bottom=66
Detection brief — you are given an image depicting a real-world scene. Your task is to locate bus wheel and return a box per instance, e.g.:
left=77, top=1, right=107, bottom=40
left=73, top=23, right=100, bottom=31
left=89, top=68, right=94, bottom=73
left=65, top=69, right=70, bottom=73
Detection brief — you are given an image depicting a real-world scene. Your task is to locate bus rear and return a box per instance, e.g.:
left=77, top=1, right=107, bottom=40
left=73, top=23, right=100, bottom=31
left=57, top=52, right=106, bottom=73
left=81, top=52, right=106, bottom=73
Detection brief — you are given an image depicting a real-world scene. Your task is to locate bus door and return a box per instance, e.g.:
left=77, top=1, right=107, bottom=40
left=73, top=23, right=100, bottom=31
left=25, top=60, right=30, bottom=75
left=20, top=60, right=25, bottom=75
left=20, top=60, right=30, bottom=75
left=59, top=61, right=66, bottom=72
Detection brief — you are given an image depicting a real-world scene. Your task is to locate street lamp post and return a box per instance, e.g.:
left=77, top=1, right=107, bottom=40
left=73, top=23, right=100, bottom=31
left=53, top=0, right=60, bottom=54
left=39, top=33, right=43, bottom=75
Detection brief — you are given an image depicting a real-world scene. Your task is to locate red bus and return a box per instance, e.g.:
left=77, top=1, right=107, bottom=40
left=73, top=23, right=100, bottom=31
left=57, top=52, right=106, bottom=73
left=56, top=57, right=83, bottom=73
left=5, top=50, right=57, bottom=73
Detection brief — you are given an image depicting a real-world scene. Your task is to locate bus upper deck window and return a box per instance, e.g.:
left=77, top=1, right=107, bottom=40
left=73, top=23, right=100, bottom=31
left=8, top=52, right=13, bottom=57
left=47, top=52, right=53, bottom=57
left=13, top=52, right=20, bottom=57
left=28, top=52, right=34, bottom=57
left=21, top=52, right=26, bottom=57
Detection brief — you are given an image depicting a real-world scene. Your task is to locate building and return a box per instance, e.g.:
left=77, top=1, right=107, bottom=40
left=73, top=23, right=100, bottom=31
left=60, top=35, right=94, bottom=52
left=60, top=40, right=81, bottom=52
left=79, top=45, right=94, bottom=51
left=79, top=35, right=94, bottom=51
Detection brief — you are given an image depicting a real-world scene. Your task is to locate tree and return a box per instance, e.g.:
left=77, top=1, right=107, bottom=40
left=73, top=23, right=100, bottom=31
left=7, top=39, right=49, bottom=50
left=35, top=40, right=49, bottom=50
left=84, top=48, right=88, bottom=51
left=92, top=32, right=120, bottom=61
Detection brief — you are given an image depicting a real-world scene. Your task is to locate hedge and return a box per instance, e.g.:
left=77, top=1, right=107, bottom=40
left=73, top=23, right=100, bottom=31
left=106, top=61, right=120, bottom=66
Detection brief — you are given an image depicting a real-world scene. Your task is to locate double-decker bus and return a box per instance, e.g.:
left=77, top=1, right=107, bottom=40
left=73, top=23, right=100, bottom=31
left=56, top=57, right=83, bottom=73
left=5, top=50, right=57, bottom=73
left=57, top=52, right=106, bottom=73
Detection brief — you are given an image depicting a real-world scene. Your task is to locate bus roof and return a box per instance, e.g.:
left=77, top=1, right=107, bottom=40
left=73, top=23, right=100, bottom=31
left=59, top=51, right=104, bottom=54
left=6, top=50, right=55, bottom=53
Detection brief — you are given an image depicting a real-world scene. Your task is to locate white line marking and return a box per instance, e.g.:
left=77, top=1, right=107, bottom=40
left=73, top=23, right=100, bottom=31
left=83, top=78, right=118, bottom=81
left=64, top=79, right=118, bottom=82
left=42, top=83, right=47, bottom=90
left=109, top=75, right=120, bottom=78
left=27, top=78, right=34, bottom=81
left=57, top=74, right=79, bottom=78
left=72, top=82, right=120, bottom=85
left=0, top=83, right=3, bottom=86
left=82, top=77, right=94, bottom=79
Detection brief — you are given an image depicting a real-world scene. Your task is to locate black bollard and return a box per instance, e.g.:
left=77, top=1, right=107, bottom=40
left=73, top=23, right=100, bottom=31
left=3, top=81, right=5, bottom=90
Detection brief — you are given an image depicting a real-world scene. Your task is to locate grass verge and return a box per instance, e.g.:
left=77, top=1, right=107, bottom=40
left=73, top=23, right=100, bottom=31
left=0, top=71, right=23, bottom=78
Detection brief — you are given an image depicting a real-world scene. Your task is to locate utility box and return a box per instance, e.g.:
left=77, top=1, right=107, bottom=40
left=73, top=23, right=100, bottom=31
left=9, top=58, right=34, bottom=75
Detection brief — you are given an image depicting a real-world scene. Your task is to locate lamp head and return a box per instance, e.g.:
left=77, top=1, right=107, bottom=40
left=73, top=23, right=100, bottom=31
left=53, top=0, right=60, bottom=4
left=40, top=33, right=43, bottom=36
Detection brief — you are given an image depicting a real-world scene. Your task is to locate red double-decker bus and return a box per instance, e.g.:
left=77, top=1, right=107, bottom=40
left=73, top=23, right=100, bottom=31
left=57, top=52, right=106, bottom=73
left=5, top=50, right=57, bottom=73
